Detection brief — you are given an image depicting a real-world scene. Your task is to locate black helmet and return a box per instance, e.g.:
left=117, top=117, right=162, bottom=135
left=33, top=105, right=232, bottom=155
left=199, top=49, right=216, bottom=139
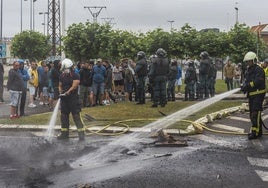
left=188, top=61, right=194, bottom=67
left=156, top=48, right=167, bottom=57
left=200, top=51, right=209, bottom=59
left=137, top=51, right=146, bottom=59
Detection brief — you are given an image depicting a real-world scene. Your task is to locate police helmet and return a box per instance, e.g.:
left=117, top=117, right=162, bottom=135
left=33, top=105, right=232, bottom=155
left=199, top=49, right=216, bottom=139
left=137, top=51, right=146, bottom=59
left=200, top=51, right=209, bottom=59
left=156, top=48, right=167, bottom=57
left=61, top=58, right=73, bottom=70
left=188, top=61, right=194, bottom=67
left=243, top=51, right=257, bottom=62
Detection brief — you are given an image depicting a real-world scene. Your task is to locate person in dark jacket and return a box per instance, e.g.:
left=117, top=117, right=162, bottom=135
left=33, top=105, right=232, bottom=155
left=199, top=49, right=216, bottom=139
left=134, top=51, right=147, bottom=104
left=18, top=60, right=30, bottom=116
left=7, top=61, right=24, bottom=119
left=148, top=48, right=169, bottom=107
left=79, top=61, right=92, bottom=107
left=241, top=51, right=266, bottom=140
left=167, top=59, right=178, bottom=101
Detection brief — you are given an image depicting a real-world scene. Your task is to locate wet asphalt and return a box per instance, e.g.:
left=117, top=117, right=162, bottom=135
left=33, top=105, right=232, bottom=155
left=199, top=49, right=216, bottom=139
left=1, top=69, right=268, bottom=187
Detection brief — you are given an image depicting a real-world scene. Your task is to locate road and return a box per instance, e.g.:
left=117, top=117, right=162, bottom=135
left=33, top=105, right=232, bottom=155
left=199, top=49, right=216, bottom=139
left=1, top=108, right=268, bottom=188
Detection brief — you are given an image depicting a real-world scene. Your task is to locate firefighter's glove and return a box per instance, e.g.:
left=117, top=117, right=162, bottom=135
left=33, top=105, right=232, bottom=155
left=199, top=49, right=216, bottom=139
left=240, top=83, right=249, bottom=94
left=59, top=92, right=67, bottom=98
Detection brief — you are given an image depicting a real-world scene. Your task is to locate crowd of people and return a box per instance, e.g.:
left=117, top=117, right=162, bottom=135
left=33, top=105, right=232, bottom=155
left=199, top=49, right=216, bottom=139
left=3, top=49, right=268, bottom=141
left=2, top=49, right=224, bottom=120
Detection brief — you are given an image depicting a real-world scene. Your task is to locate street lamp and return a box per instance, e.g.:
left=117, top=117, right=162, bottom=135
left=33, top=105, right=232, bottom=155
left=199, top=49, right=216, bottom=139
left=234, top=2, right=239, bottom=24
left=39, top=12, right=48, bottom=35
left=33, top=0, right=37, bottom=31
left=24, top=0, right=37, bottom=31
left=168, top=20, right=174, bottom=31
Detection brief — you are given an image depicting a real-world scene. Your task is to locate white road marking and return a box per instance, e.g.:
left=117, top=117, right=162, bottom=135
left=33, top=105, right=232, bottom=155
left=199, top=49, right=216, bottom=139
left=247, top=157, right=268, bottom=181
left=190, top=134, right=232, bottom=146
left=211, top=123, right=245, bottom=133
left=227, top=116, right=250, bottom=122
left=247, top=157, right=268, bottom=182
left=247, top=157, right=268, bottom=168
left=255, top=170, right=268, bottom=182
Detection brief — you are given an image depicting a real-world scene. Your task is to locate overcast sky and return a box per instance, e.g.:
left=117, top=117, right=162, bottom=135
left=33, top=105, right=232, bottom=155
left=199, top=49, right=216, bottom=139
left=2, top=0, right=268, bottom=37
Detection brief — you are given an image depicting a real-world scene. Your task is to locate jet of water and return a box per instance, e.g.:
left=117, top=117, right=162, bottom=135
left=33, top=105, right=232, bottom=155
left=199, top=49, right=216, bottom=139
left=71, top=88, right=241, bottom=168
left=45, top=99, right=61, bottom=142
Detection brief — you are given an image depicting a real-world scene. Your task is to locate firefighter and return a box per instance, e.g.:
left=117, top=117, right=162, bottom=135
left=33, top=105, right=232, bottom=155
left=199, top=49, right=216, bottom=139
left=148, top=48, right=169, bottom=107
left=241, top=52, right=266, bottom=140
left=57, top=58, right=85, bottom=141
left=134, top=51, right=148, bottom=104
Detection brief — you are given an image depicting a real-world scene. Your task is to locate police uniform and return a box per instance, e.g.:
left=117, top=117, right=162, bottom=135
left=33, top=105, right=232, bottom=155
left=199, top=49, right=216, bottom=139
left=148, top=48, right=169, bottom=107
left=167, top=60, right=178, bottom=101
left=58, top=59, right=85, bottom=141
left=135, top=51, right=148, bottom=104
left=199, top=51, right=211, bottom=99
left=241, top=52, right=266, bottom=139
left=184, top=62, right=197, bottom=101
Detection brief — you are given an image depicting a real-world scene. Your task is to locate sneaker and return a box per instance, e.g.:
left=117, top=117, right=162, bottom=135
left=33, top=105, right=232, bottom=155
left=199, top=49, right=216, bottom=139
left=39, top=102, right=44, bottom=105
left=10, top=114, right=19, bottom=119
left=28, top=103, right=36, bottom=108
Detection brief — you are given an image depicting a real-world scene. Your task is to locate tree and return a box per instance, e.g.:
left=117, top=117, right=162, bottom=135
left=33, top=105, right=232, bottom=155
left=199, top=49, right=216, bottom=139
left=227, top=23, right=266, bottom=63
left=11, top=31, right=50, bottom=61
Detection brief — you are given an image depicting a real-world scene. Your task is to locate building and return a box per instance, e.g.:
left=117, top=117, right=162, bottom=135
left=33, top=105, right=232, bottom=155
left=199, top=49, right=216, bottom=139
left=250, top=24, right=268, bottom=52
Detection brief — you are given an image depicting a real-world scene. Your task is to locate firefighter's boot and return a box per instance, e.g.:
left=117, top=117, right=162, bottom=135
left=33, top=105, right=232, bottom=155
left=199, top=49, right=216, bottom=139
left=248, top=131, right=257, bottom=140
left=78, top=131, right=85, bottom=141
left=57, top=131, right=69, bottom=140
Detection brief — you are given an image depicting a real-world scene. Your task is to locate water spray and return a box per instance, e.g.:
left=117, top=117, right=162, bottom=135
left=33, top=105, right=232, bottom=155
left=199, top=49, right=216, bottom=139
left=71, top=88, right=241, bottom=168
left=45, top=99, right=61, bottom=142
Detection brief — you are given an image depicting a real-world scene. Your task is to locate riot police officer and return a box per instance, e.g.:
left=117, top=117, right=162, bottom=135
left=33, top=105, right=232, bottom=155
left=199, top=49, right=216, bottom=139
left=148, top=48, right=169, bottom=107
left=134, top=51, right=148, bottom=104
left=167, top=59, right=178, bottom=101
left=199, top=51, right=211, bottom=99
left=241, top=52, right=266, bottom=140
left=208, top=60, right=217, bottom=97
left=57, top=58, right=85, bottom=141
left=184, top=61, right=197, bottom=101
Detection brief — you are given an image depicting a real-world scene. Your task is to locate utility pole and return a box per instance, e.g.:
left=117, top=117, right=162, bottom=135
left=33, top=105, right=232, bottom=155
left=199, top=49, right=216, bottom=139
left=48, top=0, right=61, bottom=56
left=84, top=6, right=106, bottom=23
left=101, top=17, right=115, bottom=26
left=167, top=20, right=174, bottom=31
left=234, top=2, right=239, bottom=24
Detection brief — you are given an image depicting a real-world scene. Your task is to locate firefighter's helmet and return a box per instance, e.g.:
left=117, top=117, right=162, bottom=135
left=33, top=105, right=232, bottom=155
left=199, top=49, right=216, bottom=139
left=61, top=58, right=73, bottom=70
left=243, top=51, right=257, bottom=62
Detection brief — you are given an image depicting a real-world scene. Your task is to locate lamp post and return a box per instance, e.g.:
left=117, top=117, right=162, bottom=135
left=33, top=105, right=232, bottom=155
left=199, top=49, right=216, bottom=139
left=33, top=0, right=37, bottom=31
left=168, top=20, right=174, bottom=31
left=25, top=0, right=37, bottom=30
left=234, top=2, right=239, bottom=24
left=39, top=12, right=48, bottom=35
